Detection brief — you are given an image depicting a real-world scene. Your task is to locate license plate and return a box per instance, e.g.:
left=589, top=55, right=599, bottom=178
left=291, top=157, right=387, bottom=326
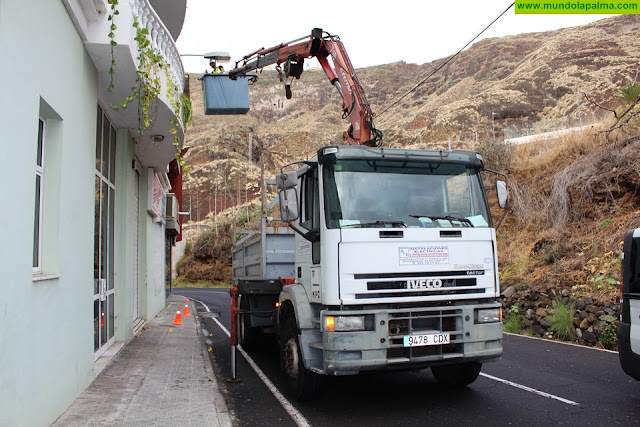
left=403, top=333, right=450, bottom=347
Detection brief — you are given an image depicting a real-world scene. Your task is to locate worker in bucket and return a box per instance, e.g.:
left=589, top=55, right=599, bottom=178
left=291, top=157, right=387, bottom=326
left=209, top=59, right=221, bottom=73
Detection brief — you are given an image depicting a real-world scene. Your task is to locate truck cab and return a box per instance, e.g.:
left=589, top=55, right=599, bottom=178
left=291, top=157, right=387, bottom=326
left=618, top=228, right=640, bottom=380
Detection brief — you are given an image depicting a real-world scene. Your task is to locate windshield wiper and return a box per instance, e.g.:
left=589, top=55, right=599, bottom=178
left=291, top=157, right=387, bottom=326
left=409, top=215, right=473, bottom=226
left=342, top=220, right=407, bottom=228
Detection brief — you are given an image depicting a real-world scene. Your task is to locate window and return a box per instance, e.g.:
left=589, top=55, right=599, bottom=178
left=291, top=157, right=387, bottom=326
left=323, top=160, right=492, bottom=229
left=300, top=168, right=320, bottom=264
left=33, top=118, right=45, bottom=272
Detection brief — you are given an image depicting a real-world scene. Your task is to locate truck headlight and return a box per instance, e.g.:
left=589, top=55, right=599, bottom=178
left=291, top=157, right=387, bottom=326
left=324, top=315, right=366, bottom=332
left=475, top=308, right=502, bottom=324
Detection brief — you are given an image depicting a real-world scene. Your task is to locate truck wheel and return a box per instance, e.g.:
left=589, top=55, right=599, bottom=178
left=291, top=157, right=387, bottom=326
left=239, top=296, right=260, bottom=351
left=280, top=316, right=321, bottom=401
left=431, top=362, right=482, bottom=387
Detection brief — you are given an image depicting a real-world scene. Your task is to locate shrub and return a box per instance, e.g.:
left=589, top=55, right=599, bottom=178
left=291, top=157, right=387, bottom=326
left=503, top=313, right=523, bottom=334
left=599, top=320, right=617, bottom=350
left=476, top=138, right=513, bottom=172
left=549, top=300, right=574, bottom=340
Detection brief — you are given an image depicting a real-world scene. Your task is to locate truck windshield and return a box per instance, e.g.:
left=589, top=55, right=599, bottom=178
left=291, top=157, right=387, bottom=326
left=323, top=159, right=492, bottom=229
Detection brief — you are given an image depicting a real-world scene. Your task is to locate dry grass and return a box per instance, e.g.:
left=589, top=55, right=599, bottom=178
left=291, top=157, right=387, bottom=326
left=498, top=125, right=640, bottom=300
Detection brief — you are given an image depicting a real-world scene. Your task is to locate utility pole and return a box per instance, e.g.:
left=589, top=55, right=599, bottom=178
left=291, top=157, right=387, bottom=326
left=492, top=112, right=498, bottom=139
left=214, top=180, right=218, bottom=233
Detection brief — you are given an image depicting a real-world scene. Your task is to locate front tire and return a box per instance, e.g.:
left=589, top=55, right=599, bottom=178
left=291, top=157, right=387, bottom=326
left=280, top=316, right=321, bottom=401
left=431, top=362, right=482, bottom=387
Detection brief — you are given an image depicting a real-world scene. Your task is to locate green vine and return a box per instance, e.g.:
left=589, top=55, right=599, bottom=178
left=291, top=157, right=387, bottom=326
left=107, top=0, right=119, bottom=91
left=109, top=14, right=191, bottom=168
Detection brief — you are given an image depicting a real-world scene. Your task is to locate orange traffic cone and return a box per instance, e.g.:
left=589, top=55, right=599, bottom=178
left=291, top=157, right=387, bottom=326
left=172, top=307, right=183, bottom=325
left=183, top=300, right=191, bottom=317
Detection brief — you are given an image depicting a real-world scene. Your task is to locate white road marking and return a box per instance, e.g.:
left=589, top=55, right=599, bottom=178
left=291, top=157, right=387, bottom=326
left=480, top=373, right=580, bottom=406
left=193, top=298, right=312, bottom=427
left=503, top=332, right=618, bottom=354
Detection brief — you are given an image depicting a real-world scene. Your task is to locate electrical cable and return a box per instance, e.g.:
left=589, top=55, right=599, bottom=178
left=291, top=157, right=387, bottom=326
left=376, top=2, right=515, bottom=118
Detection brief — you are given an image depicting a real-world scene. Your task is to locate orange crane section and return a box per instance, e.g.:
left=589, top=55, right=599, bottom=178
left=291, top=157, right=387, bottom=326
left=229, top=28, right=382, bottom=147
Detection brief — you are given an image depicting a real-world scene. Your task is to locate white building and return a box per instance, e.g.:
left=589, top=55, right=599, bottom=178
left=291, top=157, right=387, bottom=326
left=0, top=1, right=188, bottom=425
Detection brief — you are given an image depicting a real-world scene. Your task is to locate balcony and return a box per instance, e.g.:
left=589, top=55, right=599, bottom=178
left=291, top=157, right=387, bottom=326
left=64, top=0, right=187, bottom=169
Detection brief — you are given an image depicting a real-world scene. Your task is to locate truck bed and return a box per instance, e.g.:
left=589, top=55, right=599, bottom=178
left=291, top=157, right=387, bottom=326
left=232, top=226, right=295, bottom=282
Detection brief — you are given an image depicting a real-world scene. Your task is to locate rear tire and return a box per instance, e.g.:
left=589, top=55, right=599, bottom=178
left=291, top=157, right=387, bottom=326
left=431, top=362, right=482, bottom=387
left=239, top=296, right=260, bottom=351
left=280, top=316, right=322, bottom=401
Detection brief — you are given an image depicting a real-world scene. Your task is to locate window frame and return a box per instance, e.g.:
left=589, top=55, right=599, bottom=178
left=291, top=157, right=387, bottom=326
left=33, top=118, right=45, bottom=273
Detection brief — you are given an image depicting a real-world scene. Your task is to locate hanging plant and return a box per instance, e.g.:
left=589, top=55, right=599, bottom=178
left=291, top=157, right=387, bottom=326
left=107, top=0, right=120, bottom=91
left=109, top=14, right=191, bottom=167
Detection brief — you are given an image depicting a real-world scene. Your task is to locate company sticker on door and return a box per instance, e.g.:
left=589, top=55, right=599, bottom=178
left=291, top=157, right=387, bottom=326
left=399, top=246, right=449, bottom=266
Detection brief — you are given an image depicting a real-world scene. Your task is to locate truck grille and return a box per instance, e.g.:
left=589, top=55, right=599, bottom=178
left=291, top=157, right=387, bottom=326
left=386, top=308, right=463, bottom=361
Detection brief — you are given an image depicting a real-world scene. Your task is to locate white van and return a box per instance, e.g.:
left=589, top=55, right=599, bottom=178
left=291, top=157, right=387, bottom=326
left=618, top=228, right=640, bottom=380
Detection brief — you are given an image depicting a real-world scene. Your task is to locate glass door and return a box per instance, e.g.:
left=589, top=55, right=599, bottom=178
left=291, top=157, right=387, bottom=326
left=94, top=106, right=116, bottom=358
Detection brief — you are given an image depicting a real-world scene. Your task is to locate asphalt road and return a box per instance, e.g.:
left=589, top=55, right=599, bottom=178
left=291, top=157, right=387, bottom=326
left=173, top=288, right=640, bottom=427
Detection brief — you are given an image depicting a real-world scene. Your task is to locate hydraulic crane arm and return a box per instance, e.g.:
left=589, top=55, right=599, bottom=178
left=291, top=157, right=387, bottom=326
left=229, top=28, right=382, bottom=147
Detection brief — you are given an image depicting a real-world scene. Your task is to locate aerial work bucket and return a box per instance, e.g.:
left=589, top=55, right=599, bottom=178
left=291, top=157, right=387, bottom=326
left=202, top=74, right=251, bottom=115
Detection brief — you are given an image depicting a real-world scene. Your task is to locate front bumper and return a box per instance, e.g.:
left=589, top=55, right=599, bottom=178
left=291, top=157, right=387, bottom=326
left=321, top=303, right=503, bottom=375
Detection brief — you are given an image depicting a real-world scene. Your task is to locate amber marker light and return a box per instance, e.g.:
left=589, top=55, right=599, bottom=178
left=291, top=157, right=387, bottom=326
left=325, top=316, right=335, bottom=332
left=275, top=302, right=281, bottom=308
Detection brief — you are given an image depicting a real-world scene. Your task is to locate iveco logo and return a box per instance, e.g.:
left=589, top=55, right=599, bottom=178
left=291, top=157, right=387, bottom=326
left=407, top=279, right=443, bottom=289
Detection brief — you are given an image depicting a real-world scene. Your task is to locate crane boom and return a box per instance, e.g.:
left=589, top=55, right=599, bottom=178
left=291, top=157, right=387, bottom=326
left=229, top=28, right=382, bottom=147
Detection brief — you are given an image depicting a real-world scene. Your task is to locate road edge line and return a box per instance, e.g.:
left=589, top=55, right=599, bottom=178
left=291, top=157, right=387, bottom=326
left=480, top=373, right=579, bottom=406
left=208, top=309, right=312, bottom=427
left=503, top=332, right=618, bottom=354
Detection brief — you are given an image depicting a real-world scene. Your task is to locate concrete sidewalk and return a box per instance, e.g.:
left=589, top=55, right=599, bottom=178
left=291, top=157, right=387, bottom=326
left=52, top=295, right=233, bottom=427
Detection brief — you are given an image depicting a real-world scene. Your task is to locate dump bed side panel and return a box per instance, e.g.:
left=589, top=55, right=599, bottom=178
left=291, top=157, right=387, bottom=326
left=232, top=226, right=296, bottom=282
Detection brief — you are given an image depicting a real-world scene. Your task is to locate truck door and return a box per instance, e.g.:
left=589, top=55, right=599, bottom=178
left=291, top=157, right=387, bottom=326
left=297, top=168, right=321, bottom=302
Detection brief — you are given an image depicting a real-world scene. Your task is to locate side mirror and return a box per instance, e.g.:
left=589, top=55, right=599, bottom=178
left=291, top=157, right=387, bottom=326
left=496, top=180, right=509, bottom=209
left=279, top=189, right=299, bottom=221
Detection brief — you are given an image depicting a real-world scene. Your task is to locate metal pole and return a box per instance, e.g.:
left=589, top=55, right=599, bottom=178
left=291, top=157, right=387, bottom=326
left=227, top=285, right=242, bottom=383
left=492, top=112, right=497, bottom=139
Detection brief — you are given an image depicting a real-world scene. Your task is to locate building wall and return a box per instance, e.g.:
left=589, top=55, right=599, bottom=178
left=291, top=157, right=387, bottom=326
left=0, top=1, right=97, bottom=425
left=0, top=1, right=171, bottom=425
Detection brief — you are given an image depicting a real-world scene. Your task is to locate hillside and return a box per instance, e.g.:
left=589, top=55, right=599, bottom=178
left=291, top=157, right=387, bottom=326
left=177, top=15, right=640, bottom=348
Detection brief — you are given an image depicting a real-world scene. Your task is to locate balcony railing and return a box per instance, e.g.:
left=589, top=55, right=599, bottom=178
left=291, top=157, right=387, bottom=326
left=131, top=0, right=185, bottom=95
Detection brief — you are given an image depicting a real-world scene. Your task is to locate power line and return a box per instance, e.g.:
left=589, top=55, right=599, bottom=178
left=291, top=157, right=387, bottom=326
left=376, top=2, right=515, bottom=118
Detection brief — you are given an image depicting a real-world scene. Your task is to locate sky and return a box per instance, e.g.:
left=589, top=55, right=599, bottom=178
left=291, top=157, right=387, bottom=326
left=175, top=0, right=611, bottom=72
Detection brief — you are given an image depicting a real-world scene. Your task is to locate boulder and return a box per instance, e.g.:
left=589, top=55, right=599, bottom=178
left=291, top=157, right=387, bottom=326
left=575, top=299, right=586, bottom=310
left=535, top=307, right=548, bottom=317
left=585, top=305, right=599, bottom=314
left=582, top=330, right=597, bottom=344
left=540, top=316, right=554, bottom=328
left=579, top=318, right=590, bottom=329
left=502, top=286, right=516, bottom=299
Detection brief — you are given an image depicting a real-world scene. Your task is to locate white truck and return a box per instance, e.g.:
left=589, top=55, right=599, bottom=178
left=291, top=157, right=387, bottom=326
left=232, top=145, right=508, bottom=399
left=618, top=228, right=640, bottom=380
left=224, top=29, right=508, bottom=399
